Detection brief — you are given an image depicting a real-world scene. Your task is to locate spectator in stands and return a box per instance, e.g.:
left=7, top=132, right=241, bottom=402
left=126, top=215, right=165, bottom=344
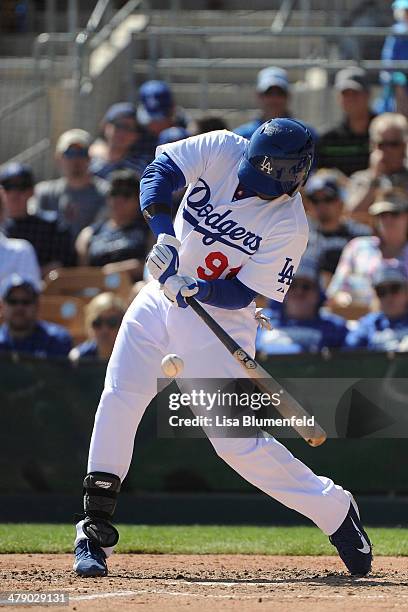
left=69, top=292, right=126, bottom=362
left=379, top=1, right=408, bottom=116
left=340, top=1, right=391, bottom=61
left=189, top=115, right=229, bottom=135
left=0, top=189, right=41, bottom=287
left=157, top=126, right=190, bottom=146
left=346, top=261, right=408, bottom=350
left=90, top=103, right=151, bottom=181
left=256, top=260, right=348, bottom=355
left=34, top=129, right=108, bottom=239
left=137, top=80, right=188, bottom=139
left=347, top=113, right=408, bottom=213
left=327, top=188, right=408, bottom=307
left=235, top=67, right=292, bottom=139
left=75, top=170, right=149, bottom=280
left=317, top=67, right=375, bottom=176
left=0, top=162, right=76, bottom=275
left=0, top=274, right=72, bottom=357
left=304, top=171, right=371, bottom=286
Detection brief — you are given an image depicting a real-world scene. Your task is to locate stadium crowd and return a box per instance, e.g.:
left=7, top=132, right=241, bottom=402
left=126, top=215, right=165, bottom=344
left=2, top=40, right=408, bottom=360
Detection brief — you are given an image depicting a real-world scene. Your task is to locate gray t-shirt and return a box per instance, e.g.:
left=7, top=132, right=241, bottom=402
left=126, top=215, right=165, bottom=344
left=34, top=177, right=109, bottom=238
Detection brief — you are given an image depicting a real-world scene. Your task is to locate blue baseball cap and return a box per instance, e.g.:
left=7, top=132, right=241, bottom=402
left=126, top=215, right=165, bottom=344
left=103, top=102, right=137, bottom=124
left=0, top=274, right=40, bottom=299
left=137, top=81, right=174, bottom=125
left=373, top=262, right=408, bottom=287
left=305, top=173, right=342, bottom=198
left=256, top=67, right=289, bottom=94
left=0, top=162, right=34, bottom=187
left=393, top=0, right=408, bottom=9
left=157, top=126, right=189, bottom=146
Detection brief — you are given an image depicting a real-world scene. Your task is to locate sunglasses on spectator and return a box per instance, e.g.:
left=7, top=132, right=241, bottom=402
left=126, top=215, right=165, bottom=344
left=309, top=194, right=337, bottom=205
left=291, top=280, right=317, bottom=292
left=5, top=297, right=36, bottom=306
left=62, top=147, right=89, bottom=159
left=377, top=211, right=404, bottom=218
left=2, top=181, right=33, bottom=191
left=375, top=140, right=405, bottom=149
left=375, top=283, right=404, bottom=298
left=92, top=315, right=123, bottom=330
left=111, top=121, right=138, bottom=133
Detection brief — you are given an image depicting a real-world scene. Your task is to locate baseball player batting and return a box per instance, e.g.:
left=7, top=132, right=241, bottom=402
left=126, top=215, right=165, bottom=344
left=73, top=119, right=372, bottom=578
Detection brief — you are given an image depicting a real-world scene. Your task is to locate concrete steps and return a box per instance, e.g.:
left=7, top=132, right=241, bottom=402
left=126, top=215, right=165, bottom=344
left=146, top=33, right=325, bottom=60
left=133, top=58, right=334, bottom=86
left=149, top=9, right=329, bottom=27
left=171, top=83, right=341, bottom=131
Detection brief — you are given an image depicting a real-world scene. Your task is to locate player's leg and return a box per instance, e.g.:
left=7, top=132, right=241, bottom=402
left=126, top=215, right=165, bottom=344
left=171, top=311, right=371, bottom=575
left=74, top=283, right=168, bottom=577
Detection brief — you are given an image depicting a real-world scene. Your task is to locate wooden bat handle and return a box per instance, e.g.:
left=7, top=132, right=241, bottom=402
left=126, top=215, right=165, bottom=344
left=185, top=296, right=326, bottom=447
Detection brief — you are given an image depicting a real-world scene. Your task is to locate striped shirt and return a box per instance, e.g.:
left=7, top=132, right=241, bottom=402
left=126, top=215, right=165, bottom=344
left=327, top=236, right=408, bottom=304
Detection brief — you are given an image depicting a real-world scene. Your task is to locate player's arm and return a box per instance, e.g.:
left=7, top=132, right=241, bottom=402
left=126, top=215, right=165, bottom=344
left=163, top=225, right=307, bottom=311
left=163, top=274, right=258, bottom=309
left=140, top=153, right=186, bottom=283
left=140, top=153, right=186, bottom=237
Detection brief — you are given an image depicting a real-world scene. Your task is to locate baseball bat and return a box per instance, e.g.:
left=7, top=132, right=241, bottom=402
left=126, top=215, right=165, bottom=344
left=185, top=296, right=327, bottom=447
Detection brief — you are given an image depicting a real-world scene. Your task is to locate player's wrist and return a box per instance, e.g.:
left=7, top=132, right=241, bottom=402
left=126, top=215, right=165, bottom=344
left=195, top=279, right=212, bottom=302
left=157, top=233, right=181, bottom=250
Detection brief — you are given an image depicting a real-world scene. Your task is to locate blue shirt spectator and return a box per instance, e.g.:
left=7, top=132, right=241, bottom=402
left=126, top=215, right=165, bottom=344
left=378, top=2, right=408, bottom=113
left=71, top=339, right=98, bottom=359
left=235, top=68, right=292, bottom=139
left=256, top=260, right=348, bottom=354
left=382, top=3, right=408, bottom=65
left=0, top=275, right=72, bottom=358
left=137, top=80, right=189, bottom=139
left=89, top=103, right=151, bottom=181
left=346, top=261, right=408, bottom=350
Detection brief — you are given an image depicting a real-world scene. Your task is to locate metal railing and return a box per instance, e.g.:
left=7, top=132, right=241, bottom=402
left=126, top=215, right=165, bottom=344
left=1, top=0, right=149, bottom=179
left=143, top=24, right=408, bottom=107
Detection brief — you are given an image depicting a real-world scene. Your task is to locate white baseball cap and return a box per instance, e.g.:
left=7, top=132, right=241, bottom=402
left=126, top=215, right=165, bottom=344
left=56, top=129, right=91, bottom=154
left=256, top=67, right=290, bottom=94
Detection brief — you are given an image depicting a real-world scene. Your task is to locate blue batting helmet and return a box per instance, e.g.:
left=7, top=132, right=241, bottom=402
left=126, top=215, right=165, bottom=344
left=237, top=118, right=315, bottom=199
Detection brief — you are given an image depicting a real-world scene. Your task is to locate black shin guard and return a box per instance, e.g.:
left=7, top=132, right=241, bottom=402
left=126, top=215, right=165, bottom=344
left=81, top=472, right=121, bottom=548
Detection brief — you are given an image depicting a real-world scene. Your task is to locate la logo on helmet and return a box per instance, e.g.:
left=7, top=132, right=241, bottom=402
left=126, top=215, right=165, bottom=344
left=260, top=156, right=274, bottom=175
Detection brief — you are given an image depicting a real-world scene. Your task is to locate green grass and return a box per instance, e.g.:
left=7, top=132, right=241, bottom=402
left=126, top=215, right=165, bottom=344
left=0, top=524, right=408, bottom=556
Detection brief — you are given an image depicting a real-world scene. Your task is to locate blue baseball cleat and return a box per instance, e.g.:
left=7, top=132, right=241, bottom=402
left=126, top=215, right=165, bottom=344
left=73, top=539, right=108, bottom=577
left=329, top=493, right=372, bottom=576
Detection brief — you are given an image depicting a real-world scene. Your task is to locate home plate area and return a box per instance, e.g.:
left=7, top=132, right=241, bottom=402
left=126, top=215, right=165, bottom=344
left=2, top=554, right=407, bottom=612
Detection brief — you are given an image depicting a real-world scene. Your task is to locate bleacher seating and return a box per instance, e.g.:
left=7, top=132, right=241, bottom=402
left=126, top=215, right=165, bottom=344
left=38, top=295, right=86, bottom=344
left=43, top=266, right=133, bottom=303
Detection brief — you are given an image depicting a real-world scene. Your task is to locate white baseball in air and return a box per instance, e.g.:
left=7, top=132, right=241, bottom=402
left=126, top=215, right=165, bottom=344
left=161, top=354, right=184, bottom=378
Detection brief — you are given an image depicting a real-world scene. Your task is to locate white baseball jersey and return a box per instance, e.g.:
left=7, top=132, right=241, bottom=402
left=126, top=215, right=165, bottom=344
left=157, top=130, right=309, bottom=303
